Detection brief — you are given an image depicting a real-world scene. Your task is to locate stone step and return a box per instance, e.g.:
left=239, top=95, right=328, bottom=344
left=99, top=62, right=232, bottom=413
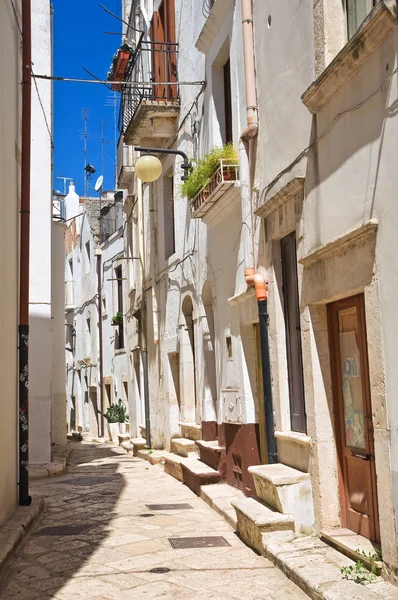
left=200, top=483, right=244, bottom=529
left=231, top=496, right=295, bottom=555
left=117, top=433, right=131, bottom=446
left=178, top=421, right=202, bottom=441
left=130, top=437, right=147, bottom=457
left=180, top=458, right=221, bottom=496
left=248, top=463, right=314, bottom=534
left=163, top=452, right=188, bottom=481
left=171, top=437, right=198, bottom=457
left=163, top=453, right=221, bottom=494
left=137, top=449, right=168, bottom=465
left=195, top=440, right=226, bottom=475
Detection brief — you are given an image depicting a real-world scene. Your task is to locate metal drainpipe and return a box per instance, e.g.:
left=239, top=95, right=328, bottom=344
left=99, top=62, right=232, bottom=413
left=245, top=269, right=277, bottom=464
left=19, top=0, right=32, bottom=506
left=97, top=250, right=105, bottom=437
left=141, top=302, right=151, bottom=448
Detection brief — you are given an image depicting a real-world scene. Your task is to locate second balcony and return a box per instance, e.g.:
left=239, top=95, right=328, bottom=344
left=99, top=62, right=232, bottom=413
left=119, top=37, right=180, bottom=148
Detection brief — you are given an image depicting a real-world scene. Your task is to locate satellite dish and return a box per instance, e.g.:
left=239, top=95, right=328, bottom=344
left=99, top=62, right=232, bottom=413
left=94, top=175, right=104, bottom=192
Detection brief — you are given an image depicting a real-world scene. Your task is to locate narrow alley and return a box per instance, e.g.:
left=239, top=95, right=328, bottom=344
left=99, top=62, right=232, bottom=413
left=0, top=443, right=308, bottom=600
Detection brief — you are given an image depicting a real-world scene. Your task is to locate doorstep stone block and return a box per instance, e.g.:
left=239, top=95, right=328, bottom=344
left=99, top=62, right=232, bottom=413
left=130, top=437, right=147, bottom=457
left=171, top=437, right=198, bottom=457
left=232, top=497, right=294, bottom=555
left=180, top=459, right=221, bottom=496
left=117, top=433, right=131, bottom=446
left=248, top=463, right=315, bottom=534
left=178, top=421, right=202, bottom=441
left=163, top=453, right=186, bottom=481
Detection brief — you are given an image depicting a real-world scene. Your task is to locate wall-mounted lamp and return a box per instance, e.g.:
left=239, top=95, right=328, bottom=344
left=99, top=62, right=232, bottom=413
left=134, top=146, right=192, bottom=183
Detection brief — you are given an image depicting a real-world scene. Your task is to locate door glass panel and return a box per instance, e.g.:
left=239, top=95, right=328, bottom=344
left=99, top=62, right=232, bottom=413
left=346, top=0, right=375, bottom=39
left=338, top=308, right=366, bottom=449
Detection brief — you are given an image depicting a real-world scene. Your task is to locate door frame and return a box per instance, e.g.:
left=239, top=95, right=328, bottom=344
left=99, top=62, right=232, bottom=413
left=327, top=293, right=380, bottom=541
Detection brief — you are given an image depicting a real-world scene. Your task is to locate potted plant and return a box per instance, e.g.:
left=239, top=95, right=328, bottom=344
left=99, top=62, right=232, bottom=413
left=107, top=42, right=134, bottom=91
left=117, top=399, right=129, bottom=434
left=104, top=403, right=120, bottom=442
left=111, top=311, right=123, bottom=326
left=181, top=144, right=239, bottom=202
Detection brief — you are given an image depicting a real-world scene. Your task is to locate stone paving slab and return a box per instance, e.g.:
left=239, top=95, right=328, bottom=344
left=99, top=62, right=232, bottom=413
left=0, top=497, right=44, bottom=572
left=0, top=442, right=309, bottom=599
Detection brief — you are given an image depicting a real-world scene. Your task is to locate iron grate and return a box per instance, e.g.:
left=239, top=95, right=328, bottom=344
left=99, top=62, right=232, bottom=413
left=146, top=503, right=193, bottom=511
left=168, top=536, right=231, bottom=549
left=34, top=524, right=92, bottom=536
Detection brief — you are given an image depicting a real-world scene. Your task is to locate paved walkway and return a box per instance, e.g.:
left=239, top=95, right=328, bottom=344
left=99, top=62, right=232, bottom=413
left=0, top=442, right=308, bottom=599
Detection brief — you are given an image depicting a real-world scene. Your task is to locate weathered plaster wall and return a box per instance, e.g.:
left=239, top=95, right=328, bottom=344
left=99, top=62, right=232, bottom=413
left=0, top=0, right=21, bottom=523
left=254, top=0, right=315, bottom=195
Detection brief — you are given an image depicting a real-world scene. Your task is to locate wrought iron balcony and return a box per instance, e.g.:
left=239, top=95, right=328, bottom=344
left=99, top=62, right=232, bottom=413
left=119, top=36, right=180, bottom=147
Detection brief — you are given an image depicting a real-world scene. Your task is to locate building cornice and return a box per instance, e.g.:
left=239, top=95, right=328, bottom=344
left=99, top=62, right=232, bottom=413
left=302, top=1, right=397, bottom=114
left=256, top=177, right=305, bottom=219
left=299, top=219, right=378, bottom=268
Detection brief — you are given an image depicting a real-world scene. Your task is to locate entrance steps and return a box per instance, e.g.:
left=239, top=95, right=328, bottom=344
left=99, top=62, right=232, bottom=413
left=248, top=463, right=315, bottom=535
left=231, top=497, right=295, bottom=554
left=163, top=453, right=221, bottom=495
left=178, top=421, right=202, bottom=441
left=171, top=437, right=198, bottom=457
left=195, top=440, right=227, bottom=476
left=120, top=437, right=147, bottom=456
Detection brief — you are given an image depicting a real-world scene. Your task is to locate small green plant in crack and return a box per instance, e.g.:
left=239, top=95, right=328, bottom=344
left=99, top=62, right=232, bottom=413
left=356, top=548, right=382, bottom=562
left=341, top=561, right=378, bottom=585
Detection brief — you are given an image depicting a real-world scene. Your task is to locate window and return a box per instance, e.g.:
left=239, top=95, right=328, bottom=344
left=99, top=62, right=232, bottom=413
left=69, top=258, right=73, bottom=277
left=281, top=232, right=306, bottom=433
left=346, top=0, right=377, bottom=39
left=223, top=59, right=233, bottom=144
left=226, top=336, right=233, bottom=359
left=115, top=265, right=124, bottom=350
left=85, top=241, right=91, bottom=272
left=86, top=318, right=91, bottom=333
left=164, top=173, right=175, bottom=259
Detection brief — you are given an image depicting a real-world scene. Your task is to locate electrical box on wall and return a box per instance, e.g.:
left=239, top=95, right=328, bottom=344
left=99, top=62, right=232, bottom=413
left=222, top=389, right=242, bottom=423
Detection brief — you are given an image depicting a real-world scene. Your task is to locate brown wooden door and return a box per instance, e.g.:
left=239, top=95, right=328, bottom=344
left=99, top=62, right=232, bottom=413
left=328, top=294, right=379, bottom=542
left=281, top=232, right=306, bottom=433
left=151, top=0, right=177, bottom=101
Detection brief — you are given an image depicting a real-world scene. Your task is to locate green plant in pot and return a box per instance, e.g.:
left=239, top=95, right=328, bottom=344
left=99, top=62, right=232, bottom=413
left=104, top=403, right=120, bottom=442
left=112, top=311, right=123, bottom=326
left=181, top=144, right=239, bottom=201
left=116, top=399, right=129, bottom=435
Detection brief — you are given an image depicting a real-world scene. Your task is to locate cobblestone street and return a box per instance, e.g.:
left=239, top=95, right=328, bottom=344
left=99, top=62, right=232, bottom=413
left=0, top=443, right=309, bottom=599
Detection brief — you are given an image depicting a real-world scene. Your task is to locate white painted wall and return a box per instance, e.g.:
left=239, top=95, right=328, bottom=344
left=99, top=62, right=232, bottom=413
left=0, top=0, right=21, bottom=523
left=29, top=0, right=53, bottom=464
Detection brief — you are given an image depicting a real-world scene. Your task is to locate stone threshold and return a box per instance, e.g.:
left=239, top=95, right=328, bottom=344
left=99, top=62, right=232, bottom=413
left=321, top=528, right=383, bottom=574
left=0, top=497, right=44, bottom=572
left=29, top=444, right=72, bottom=480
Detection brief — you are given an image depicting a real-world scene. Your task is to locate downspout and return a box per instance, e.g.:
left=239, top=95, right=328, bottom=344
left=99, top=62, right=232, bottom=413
left=19, top=0, right=32, bottom=505
left=97, top=250, right=105, bottom=437
left=245, top=268, right=277, bottom=464
left=241, top=0, right=258, bottom=141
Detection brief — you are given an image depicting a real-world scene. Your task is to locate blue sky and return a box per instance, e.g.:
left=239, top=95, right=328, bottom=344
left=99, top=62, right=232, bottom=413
left=52, top=0, right=121, bottom=196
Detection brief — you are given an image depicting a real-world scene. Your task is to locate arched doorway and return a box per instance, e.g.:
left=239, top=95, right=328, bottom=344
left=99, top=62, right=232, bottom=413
left=179, top=296, right=197, bottom=422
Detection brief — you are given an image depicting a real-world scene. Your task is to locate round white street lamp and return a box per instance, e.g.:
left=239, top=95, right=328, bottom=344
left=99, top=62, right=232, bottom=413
left=135, top=154, right=163, bottom=183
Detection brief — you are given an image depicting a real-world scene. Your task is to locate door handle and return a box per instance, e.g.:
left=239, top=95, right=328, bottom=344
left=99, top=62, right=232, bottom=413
left=350, top=450, right=374, bottom=461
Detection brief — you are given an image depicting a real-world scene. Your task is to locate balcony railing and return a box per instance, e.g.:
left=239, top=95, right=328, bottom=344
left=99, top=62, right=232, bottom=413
left=119, top=37, right=179, bottom=136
